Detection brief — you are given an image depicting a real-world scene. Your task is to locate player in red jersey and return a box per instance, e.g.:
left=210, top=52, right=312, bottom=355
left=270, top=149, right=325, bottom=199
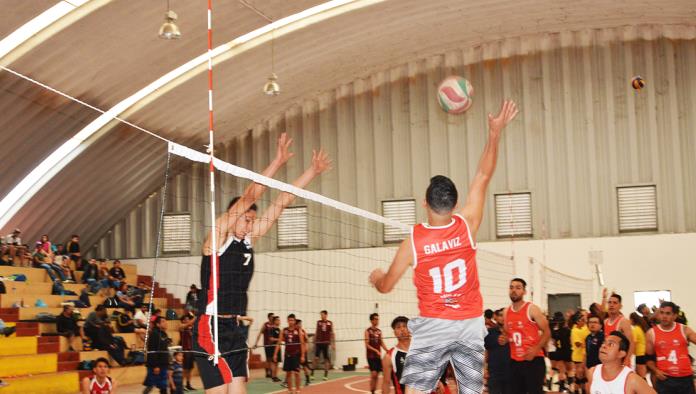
left=254, top=313, right=277, bottom=379
left=274, top=314, right=306, bottom=394
left=312, top=310, right=334, bottom=381
left=81, top=357, right=116, bottom=394
left=500, top=278, right=550, bottom=394
left=370, top=100, right=519, bottom=394
left=603, top=292, right=634, bottom=367
left=365, top=313, right=389, bottom=394
left=645, top=301, right=696, bottom=394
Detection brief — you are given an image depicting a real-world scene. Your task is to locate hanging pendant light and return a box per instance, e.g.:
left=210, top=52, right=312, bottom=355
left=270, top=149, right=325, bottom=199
left=263, top=30, right=280, bottom=95
left=158, top=0, right=181, bottom=39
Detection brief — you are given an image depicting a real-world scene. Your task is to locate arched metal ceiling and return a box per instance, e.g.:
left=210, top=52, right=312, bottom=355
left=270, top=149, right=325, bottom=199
left=0, top=0, right=695, bottom=249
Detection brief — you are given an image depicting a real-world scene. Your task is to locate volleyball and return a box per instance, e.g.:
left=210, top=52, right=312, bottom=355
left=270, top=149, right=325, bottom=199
left=437, top=76, right=473, bottom=114
left=631, top=75, right=645, bottom=90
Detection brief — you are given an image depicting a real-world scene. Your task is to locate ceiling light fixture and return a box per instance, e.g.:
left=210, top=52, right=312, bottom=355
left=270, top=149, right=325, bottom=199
left=158, top=0, right=181, bottom=39
left=263, top=30, right=280, bottom=95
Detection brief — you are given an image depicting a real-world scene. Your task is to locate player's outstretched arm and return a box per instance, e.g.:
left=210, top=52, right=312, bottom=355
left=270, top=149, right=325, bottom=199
left=252, top=149, right=332, bottom=239
left=201, top=133, right=293, bottom=254
left=369, top=238, right=413, bottom=293
left=460, top=100, right=518, bottom=237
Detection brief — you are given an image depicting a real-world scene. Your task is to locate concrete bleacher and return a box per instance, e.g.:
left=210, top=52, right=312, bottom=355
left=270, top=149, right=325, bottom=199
left=0, top=263, right=191, bottom=393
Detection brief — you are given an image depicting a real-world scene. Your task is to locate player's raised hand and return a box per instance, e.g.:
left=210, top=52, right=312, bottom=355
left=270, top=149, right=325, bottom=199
left=310, top=149, right=332, bottom=175
left=488, top=99, right=519, bottom=134
left=274, top=132, right=294, bottom=165
left=369, top=268, right=386, bottom=287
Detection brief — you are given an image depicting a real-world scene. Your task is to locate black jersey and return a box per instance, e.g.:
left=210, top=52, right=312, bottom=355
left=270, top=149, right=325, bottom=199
left=198, top=236, right=254, bottom=315
left=388, top=347, right=407, bottom=394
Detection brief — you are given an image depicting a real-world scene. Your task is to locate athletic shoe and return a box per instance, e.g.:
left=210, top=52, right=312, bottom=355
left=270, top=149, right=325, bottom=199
left=0, top=380, right=8, bottom=388
left=272, top=377, right=282, bottom=382
left=185, top=384, right=195, bottom=391
left=280, top=382, right=288, bottom=388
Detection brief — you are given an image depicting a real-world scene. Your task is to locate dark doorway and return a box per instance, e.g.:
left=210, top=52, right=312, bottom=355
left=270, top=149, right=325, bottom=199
left=547, top=293, right=582, bottom=316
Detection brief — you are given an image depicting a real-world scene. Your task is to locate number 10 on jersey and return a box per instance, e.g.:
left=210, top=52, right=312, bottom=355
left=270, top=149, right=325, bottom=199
left=428, top=258, right=467, bottom=293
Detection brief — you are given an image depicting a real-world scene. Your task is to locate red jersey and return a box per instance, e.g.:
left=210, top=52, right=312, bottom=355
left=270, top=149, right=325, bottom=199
left=653, top=323, right=692, bottom=377
left=262, top=322, right=275, bottom=345
left=87, top=376, right=113, bottom=394
left=315, top=319, right=333, bottom=344
left=411, top=214, right=481, bottom=320
left=366, top=327, right=383, bottom=359
left=603, top=315, right=625, bottom=336
left=505, top=302, right=544, bottom=361
left=283, top=327, right=302, bottom=356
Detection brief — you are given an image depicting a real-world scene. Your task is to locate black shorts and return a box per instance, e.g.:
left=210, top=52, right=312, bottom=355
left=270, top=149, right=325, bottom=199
left=183, top=352, right=195, bottom=370
left=368, top=357, right=382, bottom=372
left=655, top=375, right=696, bottom=394
left=283, top=354, right=300, bottom=372
left=549, top=350, right=571, bottom=362
left=264, top=345, right=281, bottom=362
left=315, top=343, right=330, bottom=360
left=635, top=355, right=646, bottom=365
left=510, top=357, right=546, bottom=394
left=193, top=315, right=249, bottom=390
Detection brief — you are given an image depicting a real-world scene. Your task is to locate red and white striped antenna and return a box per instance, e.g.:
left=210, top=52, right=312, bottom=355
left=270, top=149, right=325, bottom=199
left=206, top=0, right=220, bottom=365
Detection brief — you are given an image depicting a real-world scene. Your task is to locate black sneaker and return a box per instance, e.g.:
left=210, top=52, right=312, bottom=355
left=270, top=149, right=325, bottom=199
left=185, top=384, right=195, bottom=391
left=272, top=377, right=282, bottom=382
left=3, top=326, right=16, bottom=337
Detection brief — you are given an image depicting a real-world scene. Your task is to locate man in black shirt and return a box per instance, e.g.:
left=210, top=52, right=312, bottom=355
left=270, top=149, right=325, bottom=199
left=485, top=308, right=512, bottom=394
left=585, top=314, right=604, bottom=369
left=66, top=234, right=81, bottom=270
left=193, top=133, right=331, bottom=393
left=56, top=305, right=84, bottom=351
left=108, top=260, right=125, bottom=289
left=144, top=317, right=172, bottom=393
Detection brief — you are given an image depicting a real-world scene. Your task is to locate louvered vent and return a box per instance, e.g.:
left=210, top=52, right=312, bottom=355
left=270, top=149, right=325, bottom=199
left=495, top=193, right=532, bottom=238
left=277, top=206, right=309, bottom=247
left=162, top=213, right=191, bottom=253
left=617, top=185, right=657, bottom=232
left=382, top=200, right=416, bottom=243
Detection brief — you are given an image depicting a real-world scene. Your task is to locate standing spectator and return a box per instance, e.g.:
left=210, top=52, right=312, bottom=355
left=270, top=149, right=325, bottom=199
left=108, top=260, right=126, bottom=289
left=179, top=314, right=196, bottom=391
left=584, top=314, right=604, bottom=370
left=485, top=308, right=511, bottom=394
left=255, top=313, right=277, bottom=379
left=571, top=311, right=591, bottom=393
left=169, top=351, right=185, bottom=394
left=56, top=305, right=85, bottom=352
left=549, top=311, right=573, bottom=392
left=630, top=312, right=649, bottom=378
left=66, top=234, right=82, bottom=271
left=184, top=284, right=198, bottom=314
left=81, top=357, right=117, bottom=394
left=144, top=317, right=172, bottom=394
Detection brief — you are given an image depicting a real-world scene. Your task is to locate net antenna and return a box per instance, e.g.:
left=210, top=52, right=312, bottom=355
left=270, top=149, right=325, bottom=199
left=205, top=0, right=221, bottom=365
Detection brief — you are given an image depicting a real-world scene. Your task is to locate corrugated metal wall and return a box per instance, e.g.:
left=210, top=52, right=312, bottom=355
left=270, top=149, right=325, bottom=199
left=94, top=26, right=696, bottom=259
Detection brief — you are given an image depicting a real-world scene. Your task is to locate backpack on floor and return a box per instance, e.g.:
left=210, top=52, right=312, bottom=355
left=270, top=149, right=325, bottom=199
left=35, top=312, right=56, bottom=322
left=78, top=360, right=94, bottom=370
left=166, top=309, right=178, bottom=320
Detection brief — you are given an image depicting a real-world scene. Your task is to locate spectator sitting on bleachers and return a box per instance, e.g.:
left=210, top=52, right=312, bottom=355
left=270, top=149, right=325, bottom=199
left=116, top=306, right=146, bottom=342
left=134, top=304, right=150, bottom=329
left=108, top=259, right=126, bottom=289
left=97, top=260, right=112, bottom=296
left=52, top=278, right=77, bottom=296
left=144, top=316, right=172, bottom=394
left=56, top=304, right=85, bottom=352
left=33, top=241, right=67, bottom=282
left=82, top=258, right=100, bottom=292
left=150, top=309, right=162, bottom=326
left=79, top=287, right=92, bottom=307
left=115, top=282, right=135, bottom=308
left=84, top=305, right=127, bottom=365
left=66, top=234, right=82, bottom=271
left=39, top=234, right=57, bottom=257
left=4, top=228, right=25, bottom=266
left=58, top=255, right=76, bottom=283
left=127, top=281, right=150, bottom=307
left=80, top=357, right=116, bottom=394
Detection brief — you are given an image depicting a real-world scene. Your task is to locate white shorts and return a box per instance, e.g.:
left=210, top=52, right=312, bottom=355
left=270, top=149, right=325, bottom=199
left=401, top=316, right=486, bottom=394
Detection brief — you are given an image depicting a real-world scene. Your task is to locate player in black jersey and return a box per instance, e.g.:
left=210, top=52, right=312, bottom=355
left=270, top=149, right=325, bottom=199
left=193, top=133, right=331, bottom=394
left=382, top=316, right=411, bottom=394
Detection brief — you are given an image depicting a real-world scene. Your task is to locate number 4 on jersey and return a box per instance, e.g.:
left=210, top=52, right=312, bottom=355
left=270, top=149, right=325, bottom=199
left=428, top=258, right=467, bottom=293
